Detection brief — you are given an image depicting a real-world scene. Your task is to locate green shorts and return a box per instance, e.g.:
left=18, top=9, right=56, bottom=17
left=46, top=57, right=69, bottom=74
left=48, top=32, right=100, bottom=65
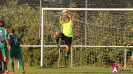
left=9, top=47, right=22, bottom=60
left=1, top=42, right=8, bottom=56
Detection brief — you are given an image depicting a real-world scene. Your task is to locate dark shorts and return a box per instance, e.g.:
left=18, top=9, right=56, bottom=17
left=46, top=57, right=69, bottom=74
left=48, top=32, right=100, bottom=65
left=9, top=47, right=22, bottom=60
left=61, top=33, right=72, bottom=46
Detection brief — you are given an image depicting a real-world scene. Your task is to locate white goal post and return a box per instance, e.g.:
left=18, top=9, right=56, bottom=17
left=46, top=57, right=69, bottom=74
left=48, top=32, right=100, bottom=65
left=41, top=8, right=133, bottom=68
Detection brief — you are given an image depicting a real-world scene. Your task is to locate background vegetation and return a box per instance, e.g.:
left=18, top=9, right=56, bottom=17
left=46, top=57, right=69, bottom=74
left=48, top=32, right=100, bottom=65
left=0, top=0, right=133, bottom=68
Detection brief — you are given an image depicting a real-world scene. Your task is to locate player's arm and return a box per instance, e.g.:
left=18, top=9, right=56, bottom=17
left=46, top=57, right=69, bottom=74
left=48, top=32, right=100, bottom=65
left=5, top=38, right=11, bottom=50
left=69, top=14, right=72, bottom=20
left=59, top=14, right=65, bottom=25
left=59, top=15, right=63, bottom=21
left=5, top=38, right=10, bottom=45
left=69, top=14, right=74, bottom=26
left=4, top=29, right=11, bottom=50
left=5, top=35, right=11, bottom=50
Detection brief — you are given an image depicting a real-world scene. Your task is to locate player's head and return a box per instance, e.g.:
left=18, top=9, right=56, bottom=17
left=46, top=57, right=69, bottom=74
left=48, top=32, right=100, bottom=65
left=0, top=20, right=5, bottom=27
left=9, top=28, right=15, bottom=34
left=65, top=16, right=70, bottom=23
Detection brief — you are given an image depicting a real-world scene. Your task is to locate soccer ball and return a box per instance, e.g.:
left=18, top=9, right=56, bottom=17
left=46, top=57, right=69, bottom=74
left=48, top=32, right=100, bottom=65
left=62, top=9, right=68, bottom=15
left=61, top=9, right=69, bottom=20
left=131, top=56, right=133, bottom=62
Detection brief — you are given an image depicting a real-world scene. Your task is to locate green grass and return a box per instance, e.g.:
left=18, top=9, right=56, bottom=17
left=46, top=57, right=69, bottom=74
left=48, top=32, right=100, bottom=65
left=14, top=67, right=133, bottom=74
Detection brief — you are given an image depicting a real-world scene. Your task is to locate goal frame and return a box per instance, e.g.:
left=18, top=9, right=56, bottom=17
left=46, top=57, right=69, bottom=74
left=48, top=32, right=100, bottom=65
left=41, top=8, right=133, bottom=68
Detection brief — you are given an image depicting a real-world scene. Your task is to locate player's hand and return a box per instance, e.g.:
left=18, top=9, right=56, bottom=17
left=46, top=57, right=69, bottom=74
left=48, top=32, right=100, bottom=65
left=7, top=45, right=11, bottom=51
left=68, top=14, right=71, bottom=17
left=127, top=44, right=130, bottom=47
left=62, top=9, right=68, bottom=15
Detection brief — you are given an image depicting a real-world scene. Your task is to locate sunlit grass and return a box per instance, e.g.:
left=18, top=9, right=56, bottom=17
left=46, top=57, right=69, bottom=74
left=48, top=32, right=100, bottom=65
left=14, top=67, right=133, bottom=74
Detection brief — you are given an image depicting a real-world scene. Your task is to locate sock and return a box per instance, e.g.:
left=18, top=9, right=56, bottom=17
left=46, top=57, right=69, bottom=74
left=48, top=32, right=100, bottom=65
left=55, top=36, right=60, bottom=44
left=10, top=60, right=14, bottom=72
left=19, top=60, right=24, bottom=70
left=2, top=60, right=7, bottom=71
left=67, top=50, right=70, bottom=56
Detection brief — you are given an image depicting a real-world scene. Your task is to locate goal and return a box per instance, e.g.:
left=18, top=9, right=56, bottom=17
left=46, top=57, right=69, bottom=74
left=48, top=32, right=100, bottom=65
left=41, top=8, right=133, bottom=68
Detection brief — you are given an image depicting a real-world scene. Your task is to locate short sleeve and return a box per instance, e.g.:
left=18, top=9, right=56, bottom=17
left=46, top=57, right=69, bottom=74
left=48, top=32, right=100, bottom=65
left=70, top=20, right=74, bottom=26
left=0, top=32, right=4, bottom=42
left=60, top=20, right=65, bottom=25
left=3, top=29, right=8, bottom=38
left=8, top=35, right=11, bottom=42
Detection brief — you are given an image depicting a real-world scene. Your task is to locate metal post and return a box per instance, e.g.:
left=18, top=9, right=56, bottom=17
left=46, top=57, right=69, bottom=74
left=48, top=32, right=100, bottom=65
left=58, top=46, right=61, bottom=68
left=58, top=38, right=61, bottom=68
left=124, top=48, right=127, bottom=69
left=70, top=47, right=73, bottom=68
left=85, top=0, right=87, bottom=45
left=41, top=8, right=44, bottom=67
left=39, top=0, right=42, bottom=38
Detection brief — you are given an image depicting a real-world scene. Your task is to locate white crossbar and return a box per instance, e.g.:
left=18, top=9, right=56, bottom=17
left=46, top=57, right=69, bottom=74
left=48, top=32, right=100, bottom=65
left=42, top=8, right=133, bottom=11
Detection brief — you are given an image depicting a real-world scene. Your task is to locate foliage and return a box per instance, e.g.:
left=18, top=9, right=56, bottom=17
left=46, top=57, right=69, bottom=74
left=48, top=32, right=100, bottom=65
left=0, top=0, right=40, bottom=44
left=22, top=47, right=41, bottom=66
left=0, top=0, right=40, bottom=66
left=1, top=0, right=133, bottom=68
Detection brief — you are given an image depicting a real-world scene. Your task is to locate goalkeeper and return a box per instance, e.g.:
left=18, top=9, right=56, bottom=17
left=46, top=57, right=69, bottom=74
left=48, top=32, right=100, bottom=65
left=8, top=28, right=25, bottom=73
left=55, top=11, right=74, bottom=58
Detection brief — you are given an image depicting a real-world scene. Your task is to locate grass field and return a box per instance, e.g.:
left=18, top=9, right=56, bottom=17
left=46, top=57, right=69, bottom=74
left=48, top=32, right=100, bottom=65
left=14, top=67, right=133, bottom=74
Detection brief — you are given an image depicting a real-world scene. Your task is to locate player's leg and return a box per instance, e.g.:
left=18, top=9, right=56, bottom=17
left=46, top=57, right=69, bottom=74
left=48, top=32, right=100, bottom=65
left=66, top=45, right=71, bottom=56
left=18, top=59, right=25, bottom=73
left=1, top=43, right=8, bottom=72
left=1, top=55, right=7, bottom=72
left=55, top=32, right=61, bottom=44
left=10, top=59, right=14, bottom=72
left=0, top=50, right=3, bottom=73
left=0, top=63, right=1, bottom=73
left=16, top=50, right=25, bottom=73
left=64, top=36, right=72, bottom=58
left=9, top=50, right=15, bottom=72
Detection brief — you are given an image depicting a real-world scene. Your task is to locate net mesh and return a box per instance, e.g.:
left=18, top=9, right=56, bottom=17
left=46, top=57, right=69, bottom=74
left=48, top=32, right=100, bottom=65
left=43, top=10, right=133, bottom=46
left=42, top=9, right=133, bottom=68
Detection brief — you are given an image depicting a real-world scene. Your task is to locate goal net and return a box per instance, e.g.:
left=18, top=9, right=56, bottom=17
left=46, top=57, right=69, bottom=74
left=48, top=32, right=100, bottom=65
left=41, top=8, right=133, bottom=68
left=42, top=8, right=133, bottom=46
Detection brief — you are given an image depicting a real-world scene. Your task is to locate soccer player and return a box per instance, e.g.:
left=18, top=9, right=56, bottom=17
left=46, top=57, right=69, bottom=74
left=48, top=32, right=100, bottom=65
left=0, top=32, right=4, bottom=73
left=8, top=28, right=25, bottom=73
left=0, top=20, right=10, bottom=72
left=55, top=14, right=74, bottom=58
